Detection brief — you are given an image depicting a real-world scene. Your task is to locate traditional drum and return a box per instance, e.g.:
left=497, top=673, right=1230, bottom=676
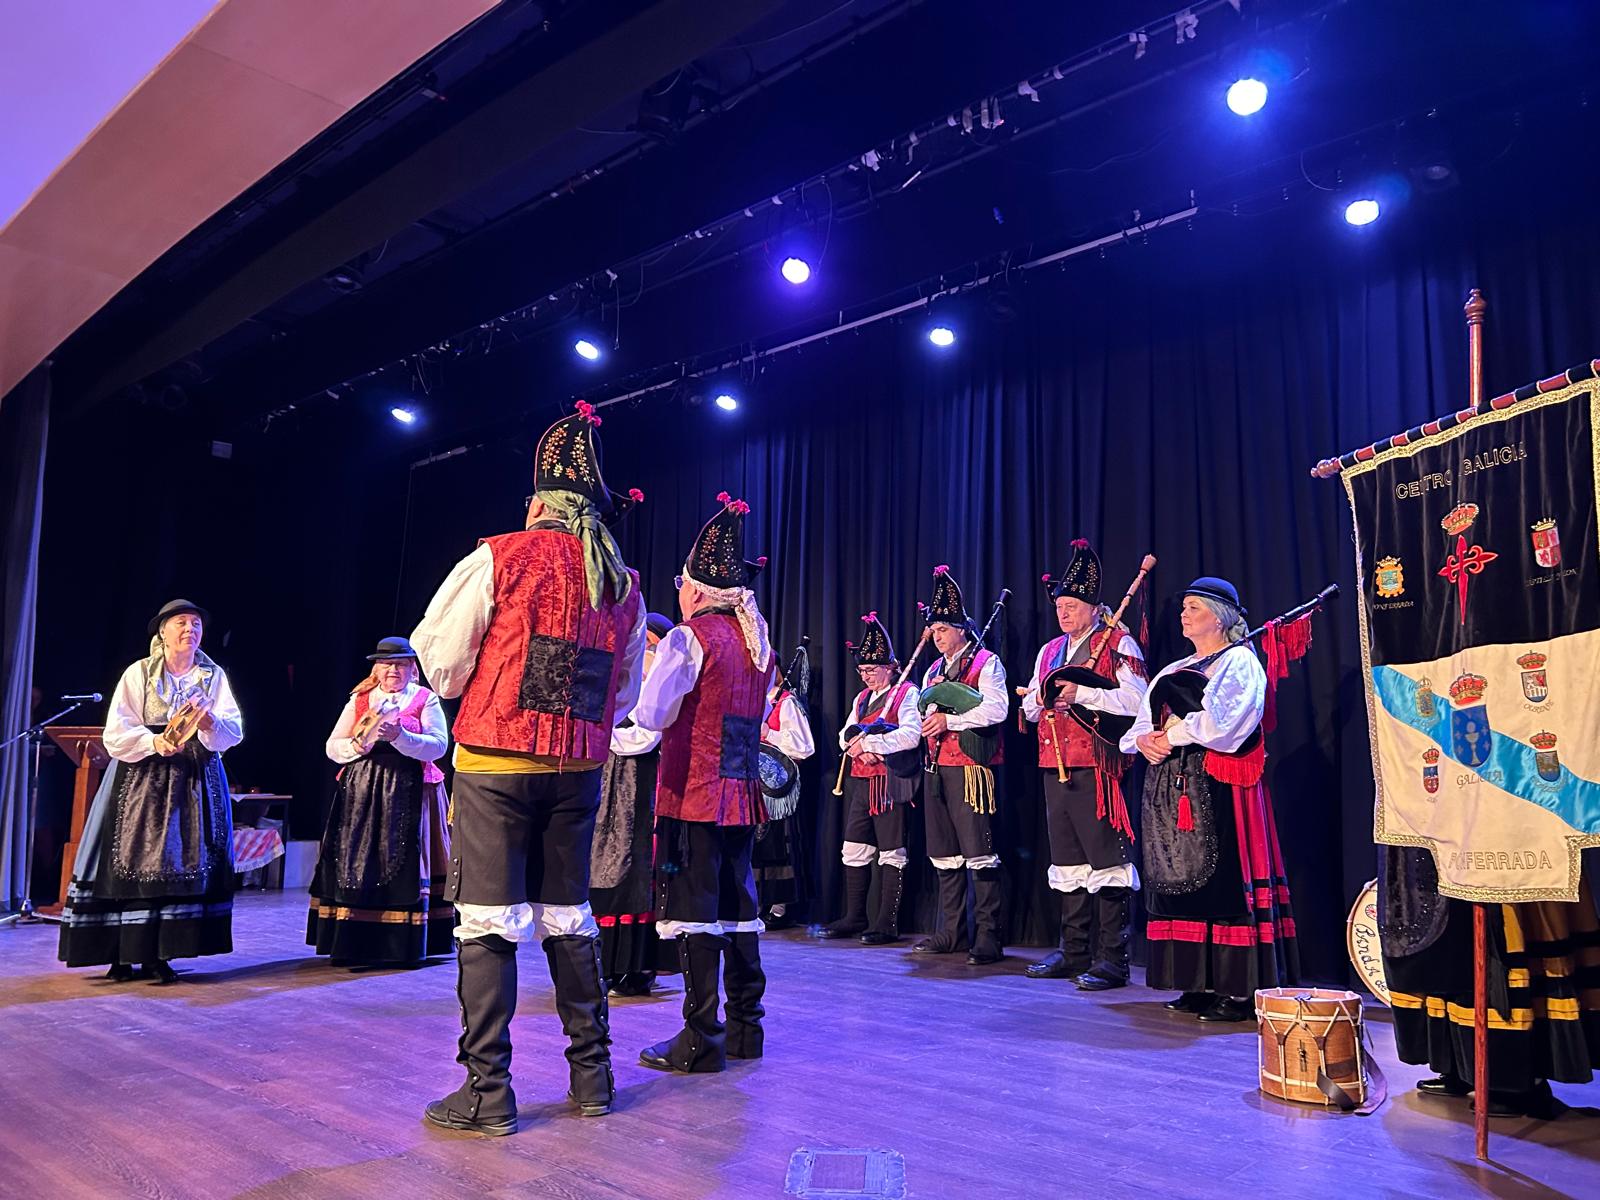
left=1255, top=987, right=1383, bottom=1112
left=1344, top=880, right=1390, bottom=1006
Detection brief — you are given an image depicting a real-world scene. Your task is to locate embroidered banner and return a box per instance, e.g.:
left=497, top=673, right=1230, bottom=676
left=1342, top=374, right=1600, bottom=901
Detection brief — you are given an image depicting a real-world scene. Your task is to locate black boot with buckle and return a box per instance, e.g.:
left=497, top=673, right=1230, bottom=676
left=544, top=934, right=615, bottom=1117
left=425, top=935, right=519, bottom=1136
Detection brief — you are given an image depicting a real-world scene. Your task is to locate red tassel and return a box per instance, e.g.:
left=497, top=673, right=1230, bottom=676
left=1177, top=791, right=1195, bottom=832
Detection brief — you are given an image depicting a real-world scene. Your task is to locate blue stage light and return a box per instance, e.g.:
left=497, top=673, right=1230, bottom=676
left=574, top=338, right=602, bottom=361
left=714, top=393, right=739, bottom=412
left=928, top=325, right=955, bottom=348
left=781, top=257, right=812, bottom=285
left=391, top=407, right=417, bottom=425
left=1344, top=198, right=1380, bottom=226
left=1226, top=78, right=1268, bottom=116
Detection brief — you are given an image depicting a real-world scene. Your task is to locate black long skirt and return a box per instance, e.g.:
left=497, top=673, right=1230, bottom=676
left=590, top=750, right=659, bottom=980
left=307, top=749, right=454, bottom=965
left=58, top=737, right=235, bottom=968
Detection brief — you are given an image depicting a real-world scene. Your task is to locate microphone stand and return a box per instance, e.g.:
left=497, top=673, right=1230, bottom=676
left=0, top=698, right=93, bottom=927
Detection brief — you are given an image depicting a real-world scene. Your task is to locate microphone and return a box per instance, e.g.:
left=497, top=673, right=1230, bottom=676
left=60, top=693, right=103, bottom=703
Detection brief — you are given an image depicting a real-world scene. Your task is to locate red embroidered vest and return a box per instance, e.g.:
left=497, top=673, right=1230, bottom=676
left=922, top=650, right=1004, bottom=767
left=1034, top=633, right=1101, bottom=771
left=353, top=686, right=445, bottom=784
left=849, top=683, right=914, bottom=779
left=656, top=611, right=771, bottom=825
left=452, top=529, right=642, bottom=764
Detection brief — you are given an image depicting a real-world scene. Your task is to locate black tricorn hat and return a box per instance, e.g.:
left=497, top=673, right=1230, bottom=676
left=148, top=599, right=209, bottom=636
left=603, top=486, right=646, bottom=529
left=923, top=564, right=972, bottom=630
left=848, top=611, right=897, bottom=667
left=685, top=491, right=767, bottom=589
left=534, top=400, right=614, bottom=511
left=1044, top=538, right=1102, bottom=604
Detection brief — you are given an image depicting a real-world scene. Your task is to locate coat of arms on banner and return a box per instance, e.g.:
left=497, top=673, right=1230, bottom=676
left=1448, top=673, right=1491, bottom=768
left=1375, top=555, right=1405, bottom=597
left=1531, top=517, right=1561, bottom=568
left=1414, top=676, right=1436, bottom=720
left=1517, top=651, right=1549, bottom=704
left=1422, top=746, right=1440, bottom=794
left=1437, top=503, right=1498, bottom=624
left=1530, top=730, right=1561, bottom=783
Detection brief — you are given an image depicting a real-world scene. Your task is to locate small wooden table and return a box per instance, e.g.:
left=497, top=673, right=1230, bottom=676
left=233, top=793, right=292, bottom=889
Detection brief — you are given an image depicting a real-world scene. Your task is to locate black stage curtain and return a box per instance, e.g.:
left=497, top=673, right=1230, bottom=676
left=35, top=175, right=1600, bottom=980
left=493, top=189, right=1599, bottom=982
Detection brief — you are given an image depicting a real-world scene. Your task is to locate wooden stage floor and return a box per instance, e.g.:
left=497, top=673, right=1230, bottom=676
left=2, top=890, right=1596, bottom=1199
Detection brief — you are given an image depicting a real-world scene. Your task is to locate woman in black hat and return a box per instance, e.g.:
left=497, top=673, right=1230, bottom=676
left=58, top=600, right=242, bottom=983
left=307, top=637, right=454, bottom=967
left=1121, top=577, right=1300, bottom=1021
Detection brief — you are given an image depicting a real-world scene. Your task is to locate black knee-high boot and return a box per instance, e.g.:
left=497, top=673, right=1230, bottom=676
left=723, top=931, right=767, bottom=1059
left=426, top=935, right=519, bottom=1135
left=1076, top=886, right=1132, bottom=989
left=820, top=865, right=871, bottom=938
left=544, top=934, right=615, bottom=1115
left=1026, top=888, right=1091, bottom=979
left=968, top=866, right=1005, bottom=965
left=639, top=933, right=728, bottom=1073
left=862, top=864, right=905, bottom=944
left=913, top=868, right=970, bottom=954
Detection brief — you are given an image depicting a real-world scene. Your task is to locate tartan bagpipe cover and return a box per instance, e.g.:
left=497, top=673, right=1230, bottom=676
left=1341, top=374, right=1600, bottom=901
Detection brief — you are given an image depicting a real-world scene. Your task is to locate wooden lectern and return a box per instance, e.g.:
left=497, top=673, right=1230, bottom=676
left=38, top=726, right=110, bottom=916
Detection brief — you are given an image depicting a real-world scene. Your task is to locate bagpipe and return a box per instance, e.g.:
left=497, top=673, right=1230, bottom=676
left=832, top=625, right=934, bottom=796
left=1150, top=583, right=1339, bottom=732
left=759, top=636, right=810, bottom=819
left=918, top=589, right=1010, bottom=770
left=1029, top=555, right=1157, bottom=771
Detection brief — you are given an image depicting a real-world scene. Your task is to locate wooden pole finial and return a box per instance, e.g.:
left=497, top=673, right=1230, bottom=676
left=1465, top=288, right=1487, bottom=413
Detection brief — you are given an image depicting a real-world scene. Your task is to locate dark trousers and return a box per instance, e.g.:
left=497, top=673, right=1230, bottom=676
left=843, top=775, right=909, bottom=852
left=655, top=817, right=759, bottom=926
left=1042, top=769, right=1130, bottom=872
left=923, top=765, right=999, bottom=864
left=448, top=769, right=602, bottom=906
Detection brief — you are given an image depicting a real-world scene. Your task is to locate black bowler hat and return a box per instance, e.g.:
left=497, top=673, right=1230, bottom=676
left=148, top=598, right=210, bottom=636
left=367, top=636, right=420, bottom=661
left=1185, top=576, right=1245, bottom=614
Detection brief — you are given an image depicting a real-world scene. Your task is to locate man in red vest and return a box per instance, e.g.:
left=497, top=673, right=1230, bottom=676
left=821, top=611, right=921, bottom=943
left=913, top=565, right=1011, bottom=965
left=632, top=492, right=774, bottom=1074
left=411, top=402, right=646, bottom=1136
left=1021, top=539, right=1146, bottom=990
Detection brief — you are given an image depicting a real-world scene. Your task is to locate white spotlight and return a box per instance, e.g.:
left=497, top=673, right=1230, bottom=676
left=391, top=407, right=417, bottom=425
left=1344, top=198, right=1380, bottom=226
left=928, top=325, right=956, bottom=348
left=781, top=257, right=812, bottom=285
left=574, top=338, right=602, bottom=361
left=714, top=393, right=739, bottom=412
left=1226, top=78, right=1268, bottom=117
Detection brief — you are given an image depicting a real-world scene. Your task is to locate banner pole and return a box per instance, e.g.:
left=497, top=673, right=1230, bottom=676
left=1464, top=286, right=1491, bottom=1162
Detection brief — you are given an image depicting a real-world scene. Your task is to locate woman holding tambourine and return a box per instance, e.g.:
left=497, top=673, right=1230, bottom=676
left=308, top=635, right=453, bottom=967
left=58, top=599, right=243, bottom=984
